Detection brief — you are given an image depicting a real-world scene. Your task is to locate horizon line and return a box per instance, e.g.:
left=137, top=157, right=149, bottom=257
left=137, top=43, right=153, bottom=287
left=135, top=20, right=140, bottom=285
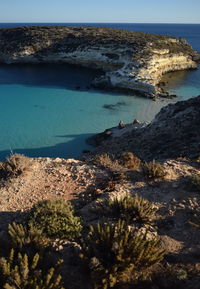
left=0, top=22, right=200, bottom=25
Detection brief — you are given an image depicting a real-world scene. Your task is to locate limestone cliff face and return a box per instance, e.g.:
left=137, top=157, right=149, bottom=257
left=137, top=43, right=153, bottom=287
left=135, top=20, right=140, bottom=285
left=0, top=26, right=199, bottom=97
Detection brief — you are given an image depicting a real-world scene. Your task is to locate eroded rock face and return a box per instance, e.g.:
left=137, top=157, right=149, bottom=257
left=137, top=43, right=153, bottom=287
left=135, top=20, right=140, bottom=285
left=91, top=95, right=200, bottom=161
left=0, top=26, right=199, bottom=97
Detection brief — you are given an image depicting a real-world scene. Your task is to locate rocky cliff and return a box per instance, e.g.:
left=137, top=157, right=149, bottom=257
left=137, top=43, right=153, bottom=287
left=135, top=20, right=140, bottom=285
left=0, top=26, right=199, bottom=97
left=90, top=95, right=200, bottom=161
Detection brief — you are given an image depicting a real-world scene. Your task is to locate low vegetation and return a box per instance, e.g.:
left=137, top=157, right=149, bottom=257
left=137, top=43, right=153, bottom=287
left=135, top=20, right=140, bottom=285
left=0, top=190, right=196, bottom=288
left=80, top=220, right=165, bottom=289
left=0, top=148, right=198, bottom=288
left=0, top=214, right=65, bottom=288
left=142, top=160, right=166, bottom=179
left=94, top=193, right=156, bottom=224
left=0, top=249, right=64, bottom=289
left=28, top=199, right=82, bottom=240
left=117, top=152, right=141, bottom=170
left=0, top=26, right=195, bottom=56
left=8, top=222, right=50, bottom=251
left=91, top=153, right=123, bottom=173
left=91, top=152, right=141, bottom=173
left=0, top=154, right=33, bottom=180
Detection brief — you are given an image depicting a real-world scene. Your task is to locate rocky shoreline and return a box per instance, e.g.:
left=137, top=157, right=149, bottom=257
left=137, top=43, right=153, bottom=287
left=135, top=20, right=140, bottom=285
left=0, top=26, right=199, bottom=98
left=87, top=95, right=200, bottom=161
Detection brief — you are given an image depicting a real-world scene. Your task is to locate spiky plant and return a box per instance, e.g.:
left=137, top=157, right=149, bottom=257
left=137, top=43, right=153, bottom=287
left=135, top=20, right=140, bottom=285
left=143, top=160, right=166, bottom=179
left=28, top=199, right=82, bottom=240
left=80, top=220, right=165, bottom=289
left=94, top=193, right=156, bottom=224
left=0, top=249, right=65, bottom=289
left=8, top=222, right=50, bottom=251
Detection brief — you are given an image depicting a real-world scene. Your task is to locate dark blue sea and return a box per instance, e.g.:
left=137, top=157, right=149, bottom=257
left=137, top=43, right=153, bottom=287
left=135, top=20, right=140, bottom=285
left=0, top=23, right=199, bottom=160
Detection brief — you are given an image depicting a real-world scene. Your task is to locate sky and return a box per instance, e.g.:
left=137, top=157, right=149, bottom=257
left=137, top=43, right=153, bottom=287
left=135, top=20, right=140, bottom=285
left=0, top=0, right=199, bottom=24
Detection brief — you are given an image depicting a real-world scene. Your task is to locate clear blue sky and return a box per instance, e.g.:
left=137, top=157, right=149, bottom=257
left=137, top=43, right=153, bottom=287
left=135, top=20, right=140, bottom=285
left=0, top=0, right=199, bottom=23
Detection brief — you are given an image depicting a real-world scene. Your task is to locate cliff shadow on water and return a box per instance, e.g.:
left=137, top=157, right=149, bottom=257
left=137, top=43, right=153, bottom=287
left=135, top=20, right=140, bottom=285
left=0, top=63, right=103, bottom=91
left=0, top=132, right=94, bottom=161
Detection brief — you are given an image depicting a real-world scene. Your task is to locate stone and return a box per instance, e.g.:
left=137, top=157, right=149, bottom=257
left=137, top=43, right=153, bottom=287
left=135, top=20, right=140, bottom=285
left=133, top=119, right=140, bottom=124
left=118, top=120, right=125, bottom=129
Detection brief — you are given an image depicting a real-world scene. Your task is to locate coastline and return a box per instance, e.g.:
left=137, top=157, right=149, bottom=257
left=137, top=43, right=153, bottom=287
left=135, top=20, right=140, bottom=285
left=0, top=26, right=199, bottom=98
left=0, top=24, right=199, bottom=160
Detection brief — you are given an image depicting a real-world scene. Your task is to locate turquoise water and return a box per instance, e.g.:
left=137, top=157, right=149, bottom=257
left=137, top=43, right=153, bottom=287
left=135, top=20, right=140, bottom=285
left=0, top=64, right=199, bottom=160
left=0, top=23, right=200, bottom=160
left=0, top=76, right=173, bottom=159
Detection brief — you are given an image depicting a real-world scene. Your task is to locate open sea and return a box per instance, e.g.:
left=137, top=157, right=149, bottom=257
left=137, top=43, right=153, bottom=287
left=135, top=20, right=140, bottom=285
left=0, top=23, right=199, bottom=160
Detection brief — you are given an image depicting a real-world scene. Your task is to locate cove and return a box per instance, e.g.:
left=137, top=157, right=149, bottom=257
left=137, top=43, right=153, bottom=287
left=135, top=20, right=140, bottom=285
left=0, top=63, right=199, bottom=160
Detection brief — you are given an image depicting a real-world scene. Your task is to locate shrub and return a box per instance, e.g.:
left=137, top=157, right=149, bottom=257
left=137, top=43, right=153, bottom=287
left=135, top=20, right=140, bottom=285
left=91, top=153, right=123, bottom=172
left=0, top=154, right=33, bottom=179
left=28, top=199, right=82, bottom=240
left=191, top=175, right=200, bottom=191
left=117, top=152, right=141, bottom=170
left=0, top=249, right=65, bottom=289
left=97, top=177, right=117, bottom=192
left=80, top=220, right=165, bottom=289
left=94, top=193, right=156, bottom=224
left=8, top=222, right=50, bottom=251
left=142, top=160, right=166, bottom=179
left=96, top=173, right=126, bottom=193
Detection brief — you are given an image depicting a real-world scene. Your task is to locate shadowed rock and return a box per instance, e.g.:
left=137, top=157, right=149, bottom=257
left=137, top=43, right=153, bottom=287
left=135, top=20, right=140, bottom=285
left=91, top=95, right=200, bottom=161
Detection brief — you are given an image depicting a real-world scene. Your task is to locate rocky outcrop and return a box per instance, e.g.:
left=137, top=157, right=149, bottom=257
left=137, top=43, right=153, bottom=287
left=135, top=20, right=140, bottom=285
left=0, top=26, right=199, bottom=97
left=90, top=95, right=200, bottom=161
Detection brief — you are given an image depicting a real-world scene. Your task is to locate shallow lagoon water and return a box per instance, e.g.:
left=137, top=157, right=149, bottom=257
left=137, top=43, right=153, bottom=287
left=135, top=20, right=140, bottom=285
left=0, top=23, right=200, bottom=160
left=0, top=63, right=199, bottom=160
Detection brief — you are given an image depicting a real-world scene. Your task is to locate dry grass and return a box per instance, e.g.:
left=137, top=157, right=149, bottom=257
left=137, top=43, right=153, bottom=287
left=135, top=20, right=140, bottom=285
left=91, top=152, right=141, bottom=175
left=117, top=152, right=141, bottom=170
left=0, top=154, right=33, bottom=180
left=142, top=160, right=166, bottom=179
left=91, top=153, right=124, bottom=172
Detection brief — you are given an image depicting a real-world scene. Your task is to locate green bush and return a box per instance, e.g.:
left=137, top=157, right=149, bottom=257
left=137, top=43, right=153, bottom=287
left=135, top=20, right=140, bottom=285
left=80, top=220, right=165, bottom=289
left=28, top=199, right=82, bottom=240
left=0, top=154, right=33, bottom=179
left=94, top=193, right=156, bottom=224
left=0, top=249, right=65, bottom=289
left=143, top=160, right=166, bottom=179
